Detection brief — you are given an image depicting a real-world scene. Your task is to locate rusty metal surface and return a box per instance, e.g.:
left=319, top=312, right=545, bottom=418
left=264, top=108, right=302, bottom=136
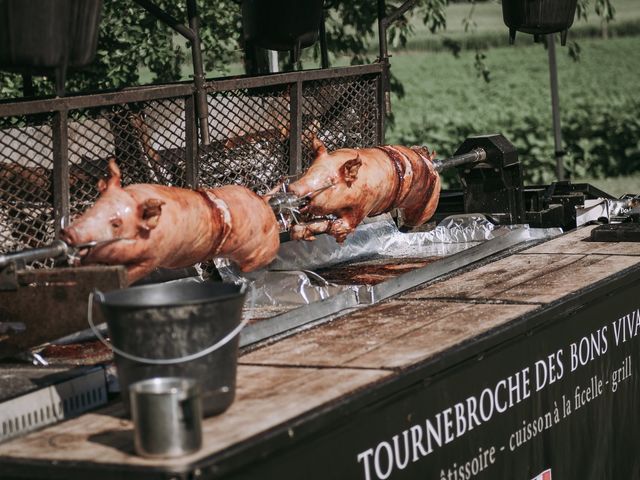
left=317, top=257, right=441, bottom=285
left=0, top=266, right=126, bottom=359
left=39, top=340, right=113, bottom=366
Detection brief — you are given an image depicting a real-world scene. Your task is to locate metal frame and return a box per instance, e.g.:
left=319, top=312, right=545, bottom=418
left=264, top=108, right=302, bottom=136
left=0, top=63, right=384, bottom=247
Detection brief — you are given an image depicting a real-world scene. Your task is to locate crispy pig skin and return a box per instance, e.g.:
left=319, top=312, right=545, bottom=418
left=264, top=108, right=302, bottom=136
left=285, top=138, right=441, bottom=242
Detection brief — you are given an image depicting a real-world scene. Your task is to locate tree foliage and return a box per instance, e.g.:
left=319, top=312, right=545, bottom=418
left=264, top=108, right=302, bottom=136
left=0, top=0, right=241, bottom=98
left=0, top=0, right=618, bottom=99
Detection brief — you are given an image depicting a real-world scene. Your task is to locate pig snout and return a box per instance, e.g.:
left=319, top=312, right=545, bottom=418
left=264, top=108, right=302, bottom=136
left=59, top=226, right=88, bottom=264
left=60, top=226, right=79, bottom=246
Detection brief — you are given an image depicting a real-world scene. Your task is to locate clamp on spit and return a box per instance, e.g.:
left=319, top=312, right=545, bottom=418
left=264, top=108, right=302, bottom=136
left=267, top=181, right=333, bottom=230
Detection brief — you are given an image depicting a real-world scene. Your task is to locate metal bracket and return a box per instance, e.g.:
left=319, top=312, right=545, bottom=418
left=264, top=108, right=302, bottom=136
left=0, top=263, right=18, bottom=291
left=132, top=0, right=210, bottom=145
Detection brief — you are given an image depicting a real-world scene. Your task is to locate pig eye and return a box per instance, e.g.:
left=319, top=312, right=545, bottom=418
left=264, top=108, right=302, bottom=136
left=110, top=217, right=123, bottom=230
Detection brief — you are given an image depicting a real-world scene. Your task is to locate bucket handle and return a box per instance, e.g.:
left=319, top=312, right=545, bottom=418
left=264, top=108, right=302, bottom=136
left=87, top=289, right=249, bottom=365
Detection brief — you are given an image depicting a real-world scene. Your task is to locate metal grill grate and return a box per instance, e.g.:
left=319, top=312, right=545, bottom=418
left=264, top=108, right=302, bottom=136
left=68, top=99, right=188, bottom=218
left=0, top=115, right=56, bottom=264
left=0, top=66, right=383, bottom=261
left=301, top=75, right=379, bottom=169
left=201, top=85, right=291, bottom=194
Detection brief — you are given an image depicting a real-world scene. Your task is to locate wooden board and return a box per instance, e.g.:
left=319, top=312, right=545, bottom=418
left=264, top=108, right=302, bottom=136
left=0, top=266, right=127, bottom=359
left=0, top=365, right=390, bottom=468
left=241, top=301, right=536, bottom=370
left=404, top=254, right=639, bottom=304
left=523, top=224, right=639, bottom=255
left=402, top=253, right=583, bottom=302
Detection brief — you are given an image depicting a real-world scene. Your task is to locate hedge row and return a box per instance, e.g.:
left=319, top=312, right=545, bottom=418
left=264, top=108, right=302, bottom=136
left=397, top=19, right=640, bottom=54
left=392, top=96, right=640, bottom=185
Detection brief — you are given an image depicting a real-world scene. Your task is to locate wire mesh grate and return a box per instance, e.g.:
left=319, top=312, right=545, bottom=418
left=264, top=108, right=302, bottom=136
left=0, top=115, right=56, bottom=264
left=200, top=85, right=291, bottom=194
left=301, top=74, right=379, bottom=169
left=0, top=69, right=382, bottom=267
left=68, top=99, right=188, bottom=219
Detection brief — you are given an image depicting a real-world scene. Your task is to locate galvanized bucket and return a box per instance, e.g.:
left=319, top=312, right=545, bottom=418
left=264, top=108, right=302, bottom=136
left=90, top=281, right=246, bottom=417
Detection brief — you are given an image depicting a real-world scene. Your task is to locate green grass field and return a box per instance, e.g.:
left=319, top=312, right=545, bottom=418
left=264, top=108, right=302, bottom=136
left=398, top=0, right=640, bottom=50
left=387, top=36, right=639, bottom=142
left=385, top=35, right=640, bottom=187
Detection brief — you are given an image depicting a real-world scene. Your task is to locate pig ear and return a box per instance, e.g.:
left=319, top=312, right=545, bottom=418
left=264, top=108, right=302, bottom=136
left=340, top=155, right=362, bottom=187
left=138, top=198, right=165, bottom=231
left=106, top=158, right=122, bottom=189
left=311, top=136, right=327, bottom=159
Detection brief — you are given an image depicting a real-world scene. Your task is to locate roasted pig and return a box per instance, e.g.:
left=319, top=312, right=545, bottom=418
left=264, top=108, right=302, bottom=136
left=61, top=160, right=280, bottom=283
left=282, top=138, right=441, bottom=242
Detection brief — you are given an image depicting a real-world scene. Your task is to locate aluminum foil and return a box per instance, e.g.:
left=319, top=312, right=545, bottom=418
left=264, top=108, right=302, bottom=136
left=216, top=214, right=518, bottom=308
left=576, top=197, right=640, bottom=227
left=271, top=213, right=504, bottom=271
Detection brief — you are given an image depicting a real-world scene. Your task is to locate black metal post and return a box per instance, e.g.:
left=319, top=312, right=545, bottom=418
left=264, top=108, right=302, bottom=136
left=132, top=0, right=210, bottom=145
left=377, top=0, right=420, bottom=124
left=289, top=80, right=303, bottom=175
left=186, top=0, right=210, bottom=146
left=377, top=0, right=390, bottom=120
left=52, top=110, right=70, bottom=234
left=54, top=66, right=67, bottom=98
left=319, top=9, right=330, bottom=69
left=22, top=72, right=34, bottom=98
left=184, top=95, right=198, bottom=187
left=547, top=34, right=565, bottom=180
left=377, top=0, right=388, bottom=142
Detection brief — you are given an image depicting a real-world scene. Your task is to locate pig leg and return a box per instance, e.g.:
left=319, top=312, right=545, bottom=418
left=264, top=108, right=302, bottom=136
left=328, top=218, right=356, bottom=243
left=291, top=219, right=332, bottom=241
left=124, top=261, right=156, bottom=284
left=328, top=207, right=367, bottom=243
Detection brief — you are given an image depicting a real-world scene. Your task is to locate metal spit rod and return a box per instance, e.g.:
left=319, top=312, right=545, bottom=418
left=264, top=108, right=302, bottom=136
left=0, top=237, right=132, bottom=270
left=0, top=240, right=69, bottom=269
left=432, top=147, right=487, bottom=173
left=1, top=148, right=491, bottom=267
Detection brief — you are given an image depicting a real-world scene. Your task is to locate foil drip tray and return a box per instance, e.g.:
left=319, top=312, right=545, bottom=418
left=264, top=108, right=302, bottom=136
left=213, top=214, right=562, bottom=348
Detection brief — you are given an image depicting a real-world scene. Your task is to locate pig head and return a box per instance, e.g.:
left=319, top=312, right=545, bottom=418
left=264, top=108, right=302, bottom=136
left=60, top=160, right=171, bottom=282
left=286, top=138, right=441, bottom=242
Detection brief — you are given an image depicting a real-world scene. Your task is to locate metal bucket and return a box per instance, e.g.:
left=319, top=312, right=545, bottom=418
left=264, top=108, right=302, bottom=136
left=130, top=377, right=202, bottom=458
left=92, top=281, right=246, bottom=417
left=502, top=0, right=578, bottom=35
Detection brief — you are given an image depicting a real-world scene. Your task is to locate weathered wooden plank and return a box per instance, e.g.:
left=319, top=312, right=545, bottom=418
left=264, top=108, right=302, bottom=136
left=240, top=300, right=476, bottom=367
left=403, top=253, right=583, bottom=302
left=0, top=365, right=390, bottom=468
left=523, top=225, right=639, bottom=255
left=0, top=266, right=127, bottom=359
left=345, top=303, right=536, bottom=369
left=497, top=254, right=639, bottom=304
left=405, top=253, right=639, bottom=305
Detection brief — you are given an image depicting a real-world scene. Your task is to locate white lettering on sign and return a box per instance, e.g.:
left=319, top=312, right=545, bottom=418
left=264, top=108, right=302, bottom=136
left=356, top=367, right=531, bottom=480
left=356, top=306, right=640, bottom=480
